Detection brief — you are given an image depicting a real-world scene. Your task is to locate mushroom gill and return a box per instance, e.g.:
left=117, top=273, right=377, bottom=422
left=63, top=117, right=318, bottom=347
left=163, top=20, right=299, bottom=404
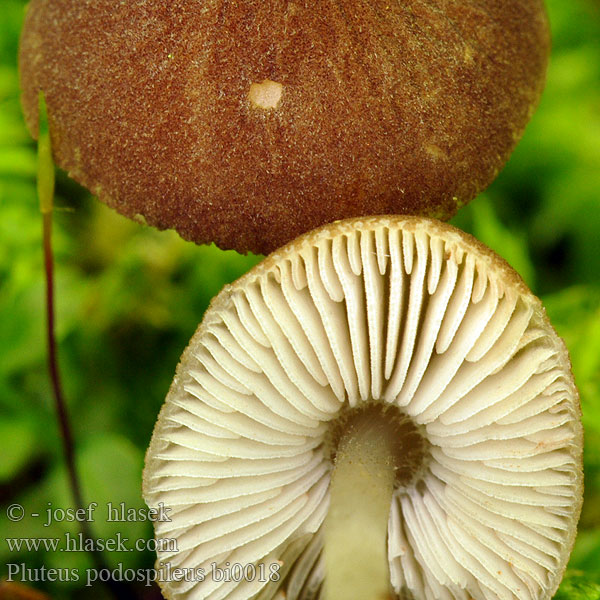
left=143, top=216, right=583, bottom=600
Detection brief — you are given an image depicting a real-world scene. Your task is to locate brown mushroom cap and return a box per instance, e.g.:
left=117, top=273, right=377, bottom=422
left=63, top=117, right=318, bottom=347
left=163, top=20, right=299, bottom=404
left=20, top=0, right=550, bottom=254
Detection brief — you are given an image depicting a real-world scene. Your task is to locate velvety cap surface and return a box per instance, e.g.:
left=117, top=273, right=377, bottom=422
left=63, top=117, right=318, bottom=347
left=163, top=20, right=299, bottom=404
left=20, top=0, right=550, bottom=254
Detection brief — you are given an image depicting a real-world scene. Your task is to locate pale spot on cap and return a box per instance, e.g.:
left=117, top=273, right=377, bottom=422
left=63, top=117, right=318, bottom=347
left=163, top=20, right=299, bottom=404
left=426, top=143, right=447, bottom=160
left=248, top=79, right=283, bottom=109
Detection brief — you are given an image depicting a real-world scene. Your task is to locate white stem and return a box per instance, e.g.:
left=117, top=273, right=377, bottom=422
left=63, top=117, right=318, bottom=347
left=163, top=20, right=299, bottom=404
left=324, top=413, right=396, bottom=600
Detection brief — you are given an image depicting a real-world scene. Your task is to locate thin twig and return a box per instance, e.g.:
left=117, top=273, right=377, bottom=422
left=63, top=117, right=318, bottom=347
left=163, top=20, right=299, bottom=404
left=38, top=93, right=135, bottom=600
left=42, top=211, right=90, bottom=537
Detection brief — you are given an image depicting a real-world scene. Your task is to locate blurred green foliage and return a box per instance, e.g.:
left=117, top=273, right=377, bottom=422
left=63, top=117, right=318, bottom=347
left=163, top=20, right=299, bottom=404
left=554, top=572, right=600, bottom=600
left=1, top=0, right=599, bottom=598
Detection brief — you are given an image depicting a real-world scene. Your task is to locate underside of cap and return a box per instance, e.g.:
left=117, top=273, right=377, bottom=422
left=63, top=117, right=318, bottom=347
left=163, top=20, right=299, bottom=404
left=143, top=216, right=582, bottom=600
left=20, top=0, right=550, bottom=254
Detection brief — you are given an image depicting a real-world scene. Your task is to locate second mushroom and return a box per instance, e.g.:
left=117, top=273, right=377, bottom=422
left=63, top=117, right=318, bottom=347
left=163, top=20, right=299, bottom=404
left=144, top=216, right=582, bottom=600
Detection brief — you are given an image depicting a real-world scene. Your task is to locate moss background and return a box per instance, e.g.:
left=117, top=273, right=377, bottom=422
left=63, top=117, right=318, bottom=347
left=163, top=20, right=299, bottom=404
left=1, top=0, right=599, bottom=598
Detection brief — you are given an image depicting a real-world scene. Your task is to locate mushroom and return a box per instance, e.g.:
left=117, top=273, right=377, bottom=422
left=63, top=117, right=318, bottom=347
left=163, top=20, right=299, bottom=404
left=19, top=0, right=550, bottom=254
left=143, top=216, right=582, bottom=600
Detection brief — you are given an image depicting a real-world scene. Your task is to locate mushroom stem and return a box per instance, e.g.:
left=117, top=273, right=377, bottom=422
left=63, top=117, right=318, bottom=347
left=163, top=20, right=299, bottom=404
left=324, top=411, right=396, bottom=600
